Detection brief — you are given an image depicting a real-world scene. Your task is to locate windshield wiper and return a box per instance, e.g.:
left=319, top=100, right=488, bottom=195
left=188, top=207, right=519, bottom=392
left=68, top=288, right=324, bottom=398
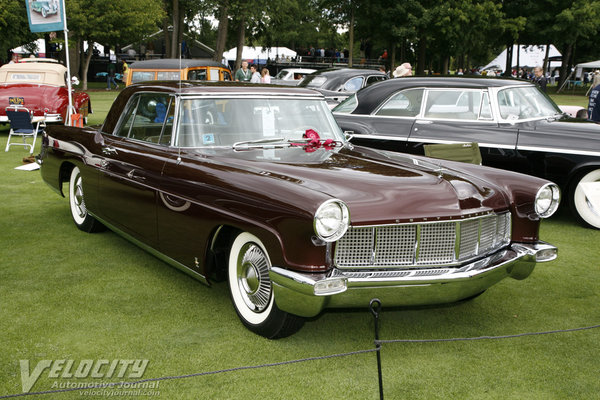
left=233, top=137, right=286, bottom=151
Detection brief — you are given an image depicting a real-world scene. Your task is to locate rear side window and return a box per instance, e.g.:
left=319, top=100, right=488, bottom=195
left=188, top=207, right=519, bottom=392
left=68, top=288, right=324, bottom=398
left=375, top=89, right=424, bottom=117
left=157, top=71, right=180, bottom=81
left=131, top=71, right=155, bottom=83
left=424, top=89, right=488, bottom=120
left=343, top=77, right=364, bottom=92
left=333, top=94, right=358, bottom=114
left=114, top=93, right=174, bottom=145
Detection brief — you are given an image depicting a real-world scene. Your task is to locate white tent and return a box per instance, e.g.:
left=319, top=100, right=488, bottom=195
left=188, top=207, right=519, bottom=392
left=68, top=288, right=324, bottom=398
left=223, top=46, right=297, bottom=63
left=482, top=45, right=561, bottom=72
left=575, top=60, right=600, bottom=70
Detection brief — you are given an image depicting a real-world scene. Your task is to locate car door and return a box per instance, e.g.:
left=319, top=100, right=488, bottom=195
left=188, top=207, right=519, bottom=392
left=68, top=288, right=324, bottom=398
left=97, top=92, right=175, bottom=247
left=406, top=88, right=520, bottom=169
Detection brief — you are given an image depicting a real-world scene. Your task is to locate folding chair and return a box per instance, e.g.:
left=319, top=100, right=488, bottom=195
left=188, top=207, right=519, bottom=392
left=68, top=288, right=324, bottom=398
left=423, top=142, right=482, bottom=165
left=5, top=106, right=42, bottom=154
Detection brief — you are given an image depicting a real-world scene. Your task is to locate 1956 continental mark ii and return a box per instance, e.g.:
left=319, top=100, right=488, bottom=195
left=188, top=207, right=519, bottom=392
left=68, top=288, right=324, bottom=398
left=39, top=81, right=559, bottom=338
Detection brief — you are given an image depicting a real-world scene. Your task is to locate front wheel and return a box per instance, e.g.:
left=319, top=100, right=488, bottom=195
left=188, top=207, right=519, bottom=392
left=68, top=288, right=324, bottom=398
left=571, top=169, right=600, bottom=229
left=228, top=232, right=304, bottom=338
left=69, top=166, right=104, bottom=233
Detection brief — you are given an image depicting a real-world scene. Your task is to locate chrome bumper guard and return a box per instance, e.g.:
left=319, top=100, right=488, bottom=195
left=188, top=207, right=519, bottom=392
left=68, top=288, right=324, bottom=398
left=269, top=242, right=557, bottom=318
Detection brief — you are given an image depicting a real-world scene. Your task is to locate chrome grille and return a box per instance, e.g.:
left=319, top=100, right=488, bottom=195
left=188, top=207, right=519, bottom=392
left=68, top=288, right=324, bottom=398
left=334, top=213, right=511, bottom=269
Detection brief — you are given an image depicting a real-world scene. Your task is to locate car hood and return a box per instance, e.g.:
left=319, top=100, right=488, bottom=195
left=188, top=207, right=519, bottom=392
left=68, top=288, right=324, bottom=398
left=198, top=145, right=509, bottom=225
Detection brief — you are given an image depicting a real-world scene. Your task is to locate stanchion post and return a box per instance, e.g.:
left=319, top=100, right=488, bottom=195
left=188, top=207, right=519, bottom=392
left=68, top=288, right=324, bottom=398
left=370, top=298, right=384, bottom=400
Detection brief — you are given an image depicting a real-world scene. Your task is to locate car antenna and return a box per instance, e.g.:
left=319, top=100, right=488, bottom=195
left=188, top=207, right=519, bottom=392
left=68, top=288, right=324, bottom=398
left=179, top=43, right=182, bottom=90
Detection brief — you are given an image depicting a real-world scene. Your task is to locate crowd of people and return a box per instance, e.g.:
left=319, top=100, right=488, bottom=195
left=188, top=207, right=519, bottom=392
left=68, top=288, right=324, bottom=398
left=234, top=61, right=271, bottom=83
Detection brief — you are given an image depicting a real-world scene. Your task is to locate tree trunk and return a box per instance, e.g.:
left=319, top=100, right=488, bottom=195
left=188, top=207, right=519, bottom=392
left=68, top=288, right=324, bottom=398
left=543, top=43, right=550, bottom=73
left=170, top=0, right=179, bottom=58
left=558, top=43, right=573, bottom=89
left=81, top=38, right=95, bottom=91
left=214, top=4, right=229, bottom=63
left=416, top=35, right=427, bottom=75
left=504, top=43, right=513, bottom=76
left=348, top=8, right=354, bottom=67
left=163, top=17, right=171, bottom=59
left=234, top=15, right=246, bottom=72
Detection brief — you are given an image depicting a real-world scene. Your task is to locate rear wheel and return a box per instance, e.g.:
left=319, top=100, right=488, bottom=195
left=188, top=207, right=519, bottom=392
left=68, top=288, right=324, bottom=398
left=571, top=169, right=600, bottom=229
left=227, top=232, right=304, bottom=338
left=69, top=166, right=104, bottom=233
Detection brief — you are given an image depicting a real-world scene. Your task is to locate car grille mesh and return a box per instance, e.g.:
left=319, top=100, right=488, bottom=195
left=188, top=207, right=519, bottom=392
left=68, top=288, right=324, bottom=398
left=334, top=213, right=511, bottom=269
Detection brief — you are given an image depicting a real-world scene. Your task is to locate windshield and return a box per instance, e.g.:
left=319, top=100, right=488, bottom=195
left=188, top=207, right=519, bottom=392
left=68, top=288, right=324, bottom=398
left=176, top=97, right=344, bottom=148
left=497, top=86, right=562, bottom=120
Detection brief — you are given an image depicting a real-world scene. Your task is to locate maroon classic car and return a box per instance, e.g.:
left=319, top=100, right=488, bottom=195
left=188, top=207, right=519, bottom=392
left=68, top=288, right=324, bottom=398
left=0, top=59, right=90, bottom=123
left=39, top=81, right=559, bottom=338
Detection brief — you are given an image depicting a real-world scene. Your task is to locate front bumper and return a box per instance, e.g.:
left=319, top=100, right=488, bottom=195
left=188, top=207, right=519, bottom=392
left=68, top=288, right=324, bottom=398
left=269, top=242, right=556, bottom=317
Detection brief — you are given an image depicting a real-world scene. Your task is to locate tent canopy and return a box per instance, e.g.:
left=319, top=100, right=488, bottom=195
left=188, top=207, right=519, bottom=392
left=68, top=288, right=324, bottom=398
left=223, top=46, right=297, bottom=63
left=576, top=60, right=600, bottom=69
left=482, top=45, right=561, bottom=72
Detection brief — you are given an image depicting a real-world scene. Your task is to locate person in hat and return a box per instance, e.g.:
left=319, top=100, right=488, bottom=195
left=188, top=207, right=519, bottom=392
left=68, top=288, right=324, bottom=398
left=393, top=62, right=412, bottom=78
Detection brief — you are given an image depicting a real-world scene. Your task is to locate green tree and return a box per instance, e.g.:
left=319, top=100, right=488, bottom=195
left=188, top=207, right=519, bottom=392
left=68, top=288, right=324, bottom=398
left=67, top=0, right=165, bottom=89
left=0, top=0, right=41, bottom=62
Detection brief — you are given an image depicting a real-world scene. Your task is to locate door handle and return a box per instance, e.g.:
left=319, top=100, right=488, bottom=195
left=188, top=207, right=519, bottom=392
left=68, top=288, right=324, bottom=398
left=415, top=120, right=434, bottom=125
left=102, top=146, right=118, bottom=155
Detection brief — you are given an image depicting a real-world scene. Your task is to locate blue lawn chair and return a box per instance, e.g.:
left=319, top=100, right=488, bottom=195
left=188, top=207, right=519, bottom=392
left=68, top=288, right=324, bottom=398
left=5, top=106, right=42, bottom=154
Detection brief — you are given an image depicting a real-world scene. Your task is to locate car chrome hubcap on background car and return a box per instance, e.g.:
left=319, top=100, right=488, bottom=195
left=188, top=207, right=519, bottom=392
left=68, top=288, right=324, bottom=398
left=237, top=243, right=271, bottom=312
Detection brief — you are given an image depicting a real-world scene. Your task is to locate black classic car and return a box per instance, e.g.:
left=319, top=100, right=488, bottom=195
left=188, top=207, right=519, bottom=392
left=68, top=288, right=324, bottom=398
left=299, top=68, right=388, bottom=107
left=333, top=77, right=600, bottom=229
left=39, top=81, right=558, bottom=338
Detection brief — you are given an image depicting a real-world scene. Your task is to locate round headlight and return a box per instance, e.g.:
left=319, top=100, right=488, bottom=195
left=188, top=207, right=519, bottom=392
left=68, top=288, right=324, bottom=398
left=314, top=200, right=350, bottom=242
left=535, top=183, right=561, bottom=218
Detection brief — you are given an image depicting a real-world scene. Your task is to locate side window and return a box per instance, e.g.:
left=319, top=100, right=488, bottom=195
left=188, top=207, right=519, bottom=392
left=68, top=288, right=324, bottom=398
left=366, top=75, right=385, bottom=85
left=113, top=93, right=173, bottom=144
left=343, top=76, right=364, bottom=92
left=375, top=89, right=424, bottom=117
left=188, top=69, right=207, bottom=81
left=131, top=71, right=155, bottom=83
left=222, top=71, right=232, bottom=81
left=333, top=94, right=358, bottom=114
left=159, top=98, right=175, bottom=145
left=479, top=92, right=493, bottom=119
left=157, top=71, right=180, bottom=81
left=115, top=97, right=139, bottom=137
left=424, top=90, right=483, bottom=120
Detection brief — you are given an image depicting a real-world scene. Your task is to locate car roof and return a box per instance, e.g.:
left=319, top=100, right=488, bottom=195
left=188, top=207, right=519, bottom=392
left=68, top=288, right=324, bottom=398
left=126, top=80, right=323, bottom=96
left=0, top=61, right=67, bottom=86
left=130, top=58, right=230, bottom=70
left=299, top=68, right=386, bottom=90
left=351, top=76, right=534, bottom=114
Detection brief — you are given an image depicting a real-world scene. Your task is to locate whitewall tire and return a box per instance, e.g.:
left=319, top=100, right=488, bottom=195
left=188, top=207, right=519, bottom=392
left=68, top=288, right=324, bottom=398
left=227, top=232, right=304, bottom=338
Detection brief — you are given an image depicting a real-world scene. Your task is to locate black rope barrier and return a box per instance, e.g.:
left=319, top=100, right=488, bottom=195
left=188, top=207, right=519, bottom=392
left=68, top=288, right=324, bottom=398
left=0, top=349, right=378, bottom=399
left=2, top=300, right=599, bottom=400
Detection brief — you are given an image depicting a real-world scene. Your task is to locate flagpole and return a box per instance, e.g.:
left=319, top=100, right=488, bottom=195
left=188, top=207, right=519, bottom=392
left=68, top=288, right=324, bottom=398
left=61, top=0, right=74, bottom=126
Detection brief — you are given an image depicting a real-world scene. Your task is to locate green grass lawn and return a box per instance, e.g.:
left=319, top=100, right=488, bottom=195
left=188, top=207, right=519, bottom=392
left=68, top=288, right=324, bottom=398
left=0, top=90, right=599, bottom=399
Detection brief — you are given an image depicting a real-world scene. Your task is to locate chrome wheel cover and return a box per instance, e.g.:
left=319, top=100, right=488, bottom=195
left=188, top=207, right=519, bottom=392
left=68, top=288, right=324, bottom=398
left=236, top=243, right=272, bottom=312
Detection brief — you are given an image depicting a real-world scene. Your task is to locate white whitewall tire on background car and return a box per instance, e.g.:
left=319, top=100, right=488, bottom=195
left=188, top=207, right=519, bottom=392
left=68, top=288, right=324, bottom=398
left=572, top=169, right=600, bottom=229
